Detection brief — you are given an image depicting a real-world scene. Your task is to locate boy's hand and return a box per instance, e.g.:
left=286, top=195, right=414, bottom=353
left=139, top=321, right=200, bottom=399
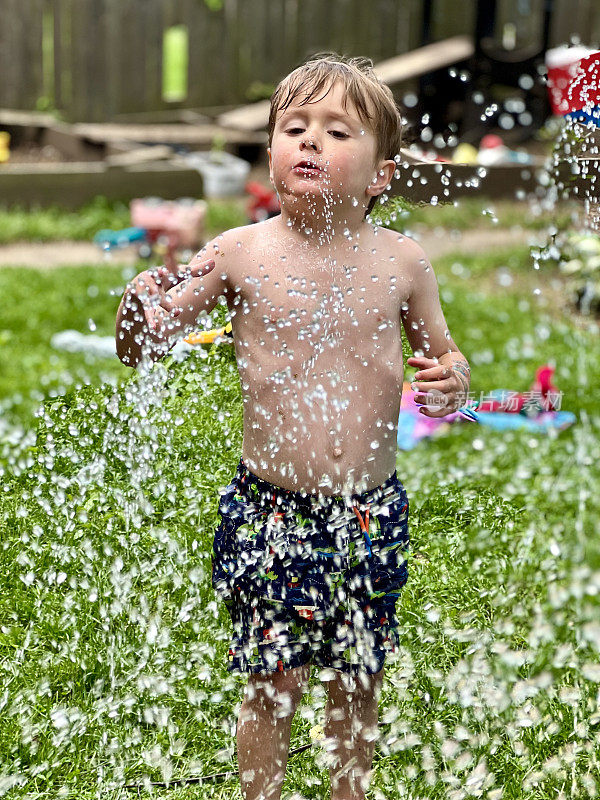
left=125, top=259, right=216, bottom=332
left=407, top=355, right=468, bottom=417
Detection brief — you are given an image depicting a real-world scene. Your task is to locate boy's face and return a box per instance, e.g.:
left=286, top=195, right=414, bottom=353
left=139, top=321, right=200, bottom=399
left=268, top=80, right=392, bottom=211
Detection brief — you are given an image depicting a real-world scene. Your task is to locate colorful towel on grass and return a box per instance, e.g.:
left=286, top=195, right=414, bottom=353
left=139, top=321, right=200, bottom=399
left=466, top=408, right=576, bottom=432
left=397, top=364, right=576, bottom=450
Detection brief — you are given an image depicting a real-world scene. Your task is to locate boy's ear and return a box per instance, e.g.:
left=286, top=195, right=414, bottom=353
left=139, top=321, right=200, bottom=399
left=366, top=159, right=396, bottom=198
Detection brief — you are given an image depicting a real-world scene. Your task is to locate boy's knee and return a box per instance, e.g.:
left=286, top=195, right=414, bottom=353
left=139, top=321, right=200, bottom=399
left=326, top=667, right=384, bottom=703
left=245, top=665, right=310, bottom=716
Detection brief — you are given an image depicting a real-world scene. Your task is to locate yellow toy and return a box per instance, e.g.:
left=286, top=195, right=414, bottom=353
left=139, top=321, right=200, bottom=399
left=0, top=132, right=10, bottom=163
left=452, top=142, right=478, bottom=164
left=184, top=322, right=233, bottom=345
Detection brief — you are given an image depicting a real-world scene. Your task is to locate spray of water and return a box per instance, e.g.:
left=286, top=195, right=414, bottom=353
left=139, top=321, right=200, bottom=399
left=1, top=53, right=600, bottom=800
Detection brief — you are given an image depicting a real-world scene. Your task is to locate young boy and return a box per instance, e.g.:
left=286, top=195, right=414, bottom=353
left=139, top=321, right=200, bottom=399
left=116, top=55, right=470, bottom=800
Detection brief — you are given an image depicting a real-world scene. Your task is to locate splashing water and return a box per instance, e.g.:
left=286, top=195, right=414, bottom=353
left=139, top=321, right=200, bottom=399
left=1, top=56, right=600, bottom=800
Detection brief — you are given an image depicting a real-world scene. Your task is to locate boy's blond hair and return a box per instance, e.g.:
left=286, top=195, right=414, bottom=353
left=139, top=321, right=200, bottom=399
left=268, top=53, right=403, bottom=211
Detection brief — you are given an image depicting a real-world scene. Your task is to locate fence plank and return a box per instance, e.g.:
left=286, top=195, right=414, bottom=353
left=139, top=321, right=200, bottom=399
left=24, top=0, right=45, bottom=108
left=224, top=0, right=243, bottom=103
left=235, top=0, right=259, bottom=101
left=0, top=0, right=20, bottom=108
left=70, top=0, right=109, bottom=120
left=127, top=0, right=150, bottom=114
left=551, top=0, right=599, bottom=46
left=327, top=0, right=349, bottom=55
left=248, top=0, right=272, bottom=89
left=263, top=0, right=287, bottom=86
left=141, top=0, right=164, bottom=110
left=0, top=0, right=44, bottom=109
left=295, top=0, right=314, bottom=62
left=51, top=0, right=63, bottom=109
left=404, top=0, right=422, bottom=53
left=188, top=1, right=228, bottom=107
left=282, top=0, right=298, bottom=71
left=374, top=0, right=401, bottom=62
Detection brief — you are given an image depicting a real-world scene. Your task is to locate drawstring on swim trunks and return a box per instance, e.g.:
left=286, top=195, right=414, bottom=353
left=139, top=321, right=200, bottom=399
left=353, top=505, right=372, bottom=557
left=271, top=492, right=285, bottom=522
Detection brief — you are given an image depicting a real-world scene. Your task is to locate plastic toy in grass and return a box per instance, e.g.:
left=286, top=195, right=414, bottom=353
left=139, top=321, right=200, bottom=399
left=94, top=197, right=207, bottom=271
left=546, top=46, right=600, bottom=126
left=184, top=322, right=233, bottom=346
left=476, top=364, right=561, bottom=415
left=0, top=131, right=10, bottom=163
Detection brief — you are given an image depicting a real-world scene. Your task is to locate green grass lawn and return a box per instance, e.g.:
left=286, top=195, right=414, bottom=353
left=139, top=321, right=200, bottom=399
left=377, top=196, right=581, bottom=233
left=0, top=263, right=132, bottom=428
left=1, top=243, right=599, bottom=799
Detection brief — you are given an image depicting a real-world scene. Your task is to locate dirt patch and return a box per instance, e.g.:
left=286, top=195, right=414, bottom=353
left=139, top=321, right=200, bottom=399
left=6, top=142, right=79, bottom=164
left=0, top=240, right=138, bottom=268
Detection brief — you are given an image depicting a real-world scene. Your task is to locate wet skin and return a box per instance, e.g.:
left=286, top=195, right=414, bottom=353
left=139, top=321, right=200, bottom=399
left=116, top=81, right=465, bottom=495
left=221, top=219, right=414, bottom=494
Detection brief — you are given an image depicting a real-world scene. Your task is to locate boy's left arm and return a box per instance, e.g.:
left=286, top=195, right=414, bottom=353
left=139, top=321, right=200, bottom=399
left=400, top=241, right=470, bottom=417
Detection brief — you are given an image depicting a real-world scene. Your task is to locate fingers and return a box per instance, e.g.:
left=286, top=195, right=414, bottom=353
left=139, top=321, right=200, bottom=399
left=167, top=257, right=217, bottom=285
left=161, top=290, right=182, bottom=318
left=412, top=384, right=461, bottom=416
left=407, top=356, right=439, bottom=369
left=127, top=267, right=175, bottom=330
left=414, top=395, right=460, bottom=416
left=412, top=365, right=452, bottom=381
left=126, top=258, right=215, bottom=331
left=188, top=257, right=216, bottom=278
left=128, top=272, right=161, bottom=330
left=411, top=377, right=454, bottom=394
left=417, top=404, right=455, bottom=418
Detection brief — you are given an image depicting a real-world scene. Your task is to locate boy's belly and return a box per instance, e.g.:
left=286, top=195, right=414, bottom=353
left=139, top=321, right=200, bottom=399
left=240, top=358, right=403, bottom=494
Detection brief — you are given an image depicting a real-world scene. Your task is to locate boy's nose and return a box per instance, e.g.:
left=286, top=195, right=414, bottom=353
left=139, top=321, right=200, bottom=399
left=300, top=135, right=321, bottom=153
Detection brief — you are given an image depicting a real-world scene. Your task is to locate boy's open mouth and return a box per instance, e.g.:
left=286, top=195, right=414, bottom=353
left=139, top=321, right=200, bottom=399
left=293, top=160, right=324, bottom=177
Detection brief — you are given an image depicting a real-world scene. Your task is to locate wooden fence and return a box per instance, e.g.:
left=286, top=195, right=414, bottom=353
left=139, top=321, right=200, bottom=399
left=1, top=0, right=599, bottom=122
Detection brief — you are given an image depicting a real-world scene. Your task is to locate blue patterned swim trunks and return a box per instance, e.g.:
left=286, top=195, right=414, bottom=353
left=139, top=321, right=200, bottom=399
left=212, top=459, right=409, bottom=675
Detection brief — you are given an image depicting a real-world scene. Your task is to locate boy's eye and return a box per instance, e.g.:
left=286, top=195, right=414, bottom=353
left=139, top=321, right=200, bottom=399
left=330, top=131, right=349, bottom=139
left=286, top=127, right=304, bottom=135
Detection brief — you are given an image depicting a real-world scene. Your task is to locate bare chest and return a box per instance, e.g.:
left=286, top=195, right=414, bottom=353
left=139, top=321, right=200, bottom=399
left=229, top=250, right=409, bottom=342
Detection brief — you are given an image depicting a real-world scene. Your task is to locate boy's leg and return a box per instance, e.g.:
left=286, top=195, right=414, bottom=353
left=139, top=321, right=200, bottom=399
left=237, top=663, right=311, bottom=800
left=323, top=667, right=384, bottom=800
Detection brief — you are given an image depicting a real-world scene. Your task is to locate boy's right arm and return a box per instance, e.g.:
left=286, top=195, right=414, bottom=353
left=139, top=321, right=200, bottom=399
left=115, top=246, right=227, bottom=367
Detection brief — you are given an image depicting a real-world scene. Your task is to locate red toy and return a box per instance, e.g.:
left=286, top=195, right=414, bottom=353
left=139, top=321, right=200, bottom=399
left=477, top=364, right=562, bottom=415
left=246, top=181, right=280, bottom=223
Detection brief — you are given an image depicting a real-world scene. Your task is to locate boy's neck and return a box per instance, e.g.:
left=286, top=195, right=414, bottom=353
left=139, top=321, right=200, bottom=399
left=279, top=199, right=371, bottom=247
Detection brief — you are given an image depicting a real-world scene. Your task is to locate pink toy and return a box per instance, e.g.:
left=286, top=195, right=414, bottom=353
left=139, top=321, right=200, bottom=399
left=130, top=198, right=207, bottom=271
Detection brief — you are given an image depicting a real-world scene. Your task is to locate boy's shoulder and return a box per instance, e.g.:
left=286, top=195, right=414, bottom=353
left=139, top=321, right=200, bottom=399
left=199, top=217, right=279, bottom=265
left=373, top=226, right=432, bottom=271
left=375, top=225, right=428, bottom=254
left=190, top=219, right=278, bottom=291
left=199, top=220, right=258, bottom=257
